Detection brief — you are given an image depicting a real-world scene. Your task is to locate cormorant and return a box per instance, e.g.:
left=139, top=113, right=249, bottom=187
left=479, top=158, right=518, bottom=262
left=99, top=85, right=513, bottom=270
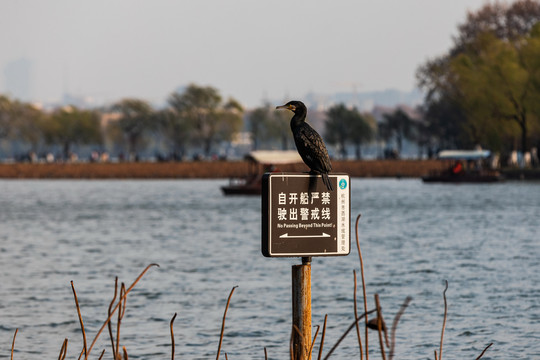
left=276, top=100, right=333, bottom=191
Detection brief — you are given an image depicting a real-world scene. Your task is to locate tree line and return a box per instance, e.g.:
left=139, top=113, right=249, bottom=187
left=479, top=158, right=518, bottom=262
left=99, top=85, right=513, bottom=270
left=0, top=84, right=245, bottom=162
left=0, top=83, right=417, bottom=162
left=417, top=0, right=540, bottom=158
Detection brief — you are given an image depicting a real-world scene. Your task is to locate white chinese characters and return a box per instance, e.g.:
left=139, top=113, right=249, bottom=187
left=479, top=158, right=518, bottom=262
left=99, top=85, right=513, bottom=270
left=276, top=191, right=331, bottom=221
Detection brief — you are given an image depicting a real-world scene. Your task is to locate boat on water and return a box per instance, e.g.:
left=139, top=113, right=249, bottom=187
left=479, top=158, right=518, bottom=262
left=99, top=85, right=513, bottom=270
left=221, top=150, right=303, bottom=195
left=422, top=149, right=504, bottom=183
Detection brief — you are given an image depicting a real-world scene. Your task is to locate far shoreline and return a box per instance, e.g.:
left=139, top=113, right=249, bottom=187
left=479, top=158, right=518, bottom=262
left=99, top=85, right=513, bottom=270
left=1, top=160, right=536, bottom=180
left=0, top=160, right=446, bottom=179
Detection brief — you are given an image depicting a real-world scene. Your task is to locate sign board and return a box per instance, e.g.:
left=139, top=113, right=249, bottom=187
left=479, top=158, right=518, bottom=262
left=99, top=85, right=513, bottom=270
left=262, top=173, right=350, bottom=257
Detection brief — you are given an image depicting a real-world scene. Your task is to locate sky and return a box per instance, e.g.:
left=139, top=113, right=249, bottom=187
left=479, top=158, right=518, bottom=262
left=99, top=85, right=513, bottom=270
left=0, top=0, right=491, bottom=108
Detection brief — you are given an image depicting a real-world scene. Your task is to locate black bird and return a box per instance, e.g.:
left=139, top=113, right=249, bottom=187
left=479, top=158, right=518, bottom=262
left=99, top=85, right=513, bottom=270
left=276, top=100, right=333, bottom=191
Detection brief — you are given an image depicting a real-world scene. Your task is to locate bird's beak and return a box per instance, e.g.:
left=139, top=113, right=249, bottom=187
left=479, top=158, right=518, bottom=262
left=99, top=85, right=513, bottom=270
left=276, top=104, right=294, bottom=111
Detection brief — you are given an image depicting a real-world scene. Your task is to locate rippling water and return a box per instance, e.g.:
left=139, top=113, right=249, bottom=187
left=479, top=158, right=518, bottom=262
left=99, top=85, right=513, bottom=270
left=1, top=179, right=539, bottom=359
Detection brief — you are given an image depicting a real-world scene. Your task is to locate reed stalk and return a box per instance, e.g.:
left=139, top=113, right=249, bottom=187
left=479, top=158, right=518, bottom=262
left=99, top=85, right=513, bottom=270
left=438, top=281, right=449, bottom=360
left=291, top=325, right=304, bottom=360
left=11, top=328, right=18, bottom=360
left=317, top=315, right=328, bottom=360
left=84, top=263, right=159, bottom=359
left=309, top=325, right=320, bottom=357
left=70, top=281, right=87, bottom=360
left=475, top=343, right=493, bottom=359
left=216, top=285, right=238, bottom=360
left=388, top=296, right=412, bottom=360
left=58, top=338, right=68, bottom=360
left=116, top=283, right=127, bottom=359
left=355, top=214, right=369, bottom=360
left=374, top=294, right=386, bottom=360
left=353, top=270, right=364, bottom=360
left=170, top=313, right=177, bottom=360
left=323, top=309, right=377, bottom=360
left=108, top=277, right=119, bottom=357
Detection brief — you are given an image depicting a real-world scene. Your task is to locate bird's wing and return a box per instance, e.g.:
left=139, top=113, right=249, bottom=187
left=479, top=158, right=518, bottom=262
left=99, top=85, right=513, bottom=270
left=294, top=124, right=332, bottom=173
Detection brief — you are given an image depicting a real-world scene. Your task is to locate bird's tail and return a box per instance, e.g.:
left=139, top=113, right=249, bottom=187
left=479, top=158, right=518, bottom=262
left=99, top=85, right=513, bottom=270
left=322, top=173, right=333, bottom=191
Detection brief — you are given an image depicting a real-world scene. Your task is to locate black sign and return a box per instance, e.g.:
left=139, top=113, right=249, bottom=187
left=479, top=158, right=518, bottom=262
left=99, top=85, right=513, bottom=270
left=262, top=173, right=350, bottom=257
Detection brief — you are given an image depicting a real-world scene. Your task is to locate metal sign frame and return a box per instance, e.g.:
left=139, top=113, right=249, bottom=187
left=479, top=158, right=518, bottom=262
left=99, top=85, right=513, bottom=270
left=262, top=172, right=350, bottom=257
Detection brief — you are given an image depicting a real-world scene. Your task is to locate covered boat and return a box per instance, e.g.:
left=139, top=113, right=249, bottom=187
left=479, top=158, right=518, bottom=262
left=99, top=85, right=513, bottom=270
left=422, top=149, right=503, bottom=183
left=221, top=150, right=303, bottom=195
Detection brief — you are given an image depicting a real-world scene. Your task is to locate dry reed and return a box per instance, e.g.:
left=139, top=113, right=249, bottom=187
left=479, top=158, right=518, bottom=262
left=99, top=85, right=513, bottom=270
left=388, top=296, right=412, bottom=360
left=107, top=277, right=119, bottom=358
left=85, top=263, right=159, bottom=359
left=374, top=294, right=387, bottom=360
left=317, top=315, right=328, bottom=360
left=322, top=309, right=378, bottom=360
left=436, top=280, right=449, bottom=360
left=353, top=269, right=364, bottom=359
left=10, top=328, right=17, bottom=360
left=476, top=343, right=494, bottom=360
left=58, top=338, right=68, bottom=360
left=309, top=325, right=320, bottom=356
left=70, top=281, right=87, bottom=360
left=170, top=313, right=177, bottom=360
left=216, top=285, right=238, bottom=360
left=355, top=214, right=370, bottom=359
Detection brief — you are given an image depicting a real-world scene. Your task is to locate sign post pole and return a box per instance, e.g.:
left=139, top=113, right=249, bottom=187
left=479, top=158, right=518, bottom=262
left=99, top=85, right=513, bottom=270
left=262, top=173, right=351, bottom=360
left=292, top=256, right=312, bottom=360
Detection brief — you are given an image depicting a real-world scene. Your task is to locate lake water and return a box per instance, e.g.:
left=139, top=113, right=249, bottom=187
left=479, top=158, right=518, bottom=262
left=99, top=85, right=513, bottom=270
left=0, top=179, right=539, bottom=359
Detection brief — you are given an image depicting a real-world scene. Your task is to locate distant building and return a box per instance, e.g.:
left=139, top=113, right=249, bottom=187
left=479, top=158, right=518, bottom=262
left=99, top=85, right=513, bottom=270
left=62, top=93, right=99, bottom=109
left=300, top=88, right=423, bottom=113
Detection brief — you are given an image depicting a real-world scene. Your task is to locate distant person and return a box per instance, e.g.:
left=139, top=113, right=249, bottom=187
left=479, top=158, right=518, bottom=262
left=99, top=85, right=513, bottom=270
left=452, top=161, right=463, bottom=174
left=531, top=147, right=539, bottom=167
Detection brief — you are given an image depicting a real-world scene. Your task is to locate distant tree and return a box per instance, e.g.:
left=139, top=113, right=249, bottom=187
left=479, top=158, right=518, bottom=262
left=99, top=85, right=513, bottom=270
left=246, top=103, right=294, bottom=150
left=417, top=0, right=540, bottom=153
left=168, top=84, right=243, bottom=157
left=410, top=114, right=431, bottom=159
left=325, top=104, right=376, bottom=160
left=381, top=109, right=414, bottom=156
left=417, top=95, right=469, bottom=150
left=0, top=95, right=13, bottom=139
left=453, top=0, right=540, bottom=52
left=218, top=98, right=244, bottom=150
left=450, top=27, right=540, bottom=153
left=349, top=112, right=376, bottom=160
left=112, top=98, right=154, bottom=160
left=270, top=105, right=292, bottom=150
left=325, top=104, right=350, bottom=159
left=43, top=106, right=102, bottom=159
left=157, top=108, right=192, bottom=160
left=247, top=105, right=271, bottom=150
left=10, top=101, right=48, bottom=153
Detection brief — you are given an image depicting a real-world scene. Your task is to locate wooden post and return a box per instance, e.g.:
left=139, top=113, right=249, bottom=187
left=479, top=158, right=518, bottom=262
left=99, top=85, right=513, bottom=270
left=292, top=257, right=312, bottom=360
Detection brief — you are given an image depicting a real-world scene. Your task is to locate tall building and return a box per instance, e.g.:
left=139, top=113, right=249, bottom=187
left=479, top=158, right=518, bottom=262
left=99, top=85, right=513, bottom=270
left=3, top=57, right=33, bottom=101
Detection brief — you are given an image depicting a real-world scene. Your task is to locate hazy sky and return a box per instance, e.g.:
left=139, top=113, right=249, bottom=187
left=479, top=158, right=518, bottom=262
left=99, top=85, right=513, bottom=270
left=1, top=0, right=490, bottom=108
